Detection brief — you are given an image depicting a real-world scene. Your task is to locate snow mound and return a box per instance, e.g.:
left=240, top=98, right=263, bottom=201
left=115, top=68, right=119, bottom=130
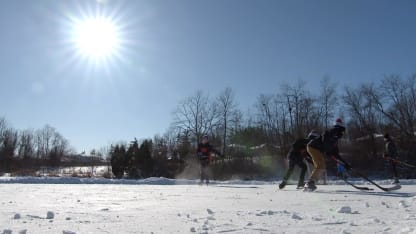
left=337, top=206, right=352, bottom=214
left=13, top=213, right=21, bottom=219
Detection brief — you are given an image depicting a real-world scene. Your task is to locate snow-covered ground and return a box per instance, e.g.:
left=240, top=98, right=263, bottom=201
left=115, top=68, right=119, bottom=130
left=0, top=177, right=415, bottom=234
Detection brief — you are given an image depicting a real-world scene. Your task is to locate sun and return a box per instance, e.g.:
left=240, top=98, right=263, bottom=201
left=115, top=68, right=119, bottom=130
left=62, top=3, right=132, bottom=72
left=74, top=17, right=120, bottom=58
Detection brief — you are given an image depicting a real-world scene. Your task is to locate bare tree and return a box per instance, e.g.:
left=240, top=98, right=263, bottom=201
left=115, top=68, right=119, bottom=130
left=0, top=117, right=8, bottom=145
left=35, top=125, right=55, bottom=159
left=366, top=75, right=416, bottom=154
left=216, top=87, right=241, bottom=155
left=343, top=83, right=382, bottom=158
left=172, top=90, right=220, bottom=144
left=35, top=125, right=69, bottom=165
left=319, top=76, right=338, bottom=129
left=383, top=75, right=416, bottom=136
left=281, top=80, right=317, bottom=138
left=0, top=124, right=18, bottom=172
left=18, top=129, right=35, bottom=159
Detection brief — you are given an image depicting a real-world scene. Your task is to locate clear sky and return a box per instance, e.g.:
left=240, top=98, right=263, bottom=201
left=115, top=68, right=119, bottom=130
left=1, top=0, right=416, bottom=153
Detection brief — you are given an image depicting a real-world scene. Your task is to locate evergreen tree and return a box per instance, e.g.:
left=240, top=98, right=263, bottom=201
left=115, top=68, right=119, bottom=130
left=110, top=144, right=127, bottom=179
left=126, top=138, right=140, bottom=178
left=138, top=140, right=154, bottom=178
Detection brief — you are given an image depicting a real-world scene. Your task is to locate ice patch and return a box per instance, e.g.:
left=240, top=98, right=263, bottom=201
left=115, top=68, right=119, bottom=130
left=19, top=230, right=27, bottom=234
left=342, top=230, right=351, bottom=234
left=337, top=206, right=352, bottom=214
left=399, top=227, right=416, bottom=234
left=3, top=230, right=12, bottom=234
left=406, top=214, right=416, bottom=220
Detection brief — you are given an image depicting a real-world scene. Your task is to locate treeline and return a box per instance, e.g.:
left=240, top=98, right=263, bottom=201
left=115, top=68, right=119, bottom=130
left=3, top=75, right=416, bottom=179
left=0, top=118, right=73, bottom=174
left=109, top=75, right=416, bottom=179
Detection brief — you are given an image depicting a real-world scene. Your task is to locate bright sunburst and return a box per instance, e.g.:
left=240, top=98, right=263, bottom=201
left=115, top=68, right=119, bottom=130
left=63, top=2, right=129, bottom=70
left=74, top=17, right=119, bottom=58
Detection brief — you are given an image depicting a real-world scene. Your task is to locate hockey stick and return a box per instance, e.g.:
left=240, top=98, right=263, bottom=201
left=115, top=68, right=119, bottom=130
left=332, top=157, right=401, bottom=192
left=350, top=169, right=401, bottom=192
left=383, top=156, right=416, bottom=168
left=341, top=178, right=373, bottom=191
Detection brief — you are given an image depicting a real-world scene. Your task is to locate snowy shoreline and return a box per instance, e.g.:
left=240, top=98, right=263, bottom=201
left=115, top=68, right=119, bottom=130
left=1, top=176, right=416, bottom=186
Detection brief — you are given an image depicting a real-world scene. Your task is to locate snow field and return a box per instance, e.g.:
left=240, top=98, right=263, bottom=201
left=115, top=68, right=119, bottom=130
left=0, top=181, right=415, bottom=234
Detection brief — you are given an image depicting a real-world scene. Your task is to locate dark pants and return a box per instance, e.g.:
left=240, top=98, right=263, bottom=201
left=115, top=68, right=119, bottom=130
left=390, top=160, right=398, bottom=178
left=200, top=160, right=211, bottom=183
left=283, top=159, right=307, bottom=185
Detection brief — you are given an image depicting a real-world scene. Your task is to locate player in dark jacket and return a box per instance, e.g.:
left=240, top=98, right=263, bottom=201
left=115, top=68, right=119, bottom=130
left=383, top=133, right=400, bottom=184
left=304, top=118, right=351, bottom=191
left=196, top=135, right=222, bottom=185
left=279, top=130, right=320, bottom=189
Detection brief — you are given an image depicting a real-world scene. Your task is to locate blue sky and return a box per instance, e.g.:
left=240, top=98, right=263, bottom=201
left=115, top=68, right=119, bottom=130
left=1, top=0, right=415, bottom=153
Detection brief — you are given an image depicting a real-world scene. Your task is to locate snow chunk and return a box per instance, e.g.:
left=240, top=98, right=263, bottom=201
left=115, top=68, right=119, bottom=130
left=399, top=201, right=410, bottom=208
left=63, top=231, right=77, bottom=234
left=19, top=230, right=27, bottom=234
left=342, top=230, right=351, bottom=234
left=207, top=209, right=214, bottom=215
left=291, top=213, right=303, bottom=220
left=337, top=206, right=352, bottom=214
left=312, top=217, right=323, bottom=221
left=190, top=227, right=196, bottom=232
left=46, top=211, right=55, bottom=219
left=14, top=213, right=21, bottom=219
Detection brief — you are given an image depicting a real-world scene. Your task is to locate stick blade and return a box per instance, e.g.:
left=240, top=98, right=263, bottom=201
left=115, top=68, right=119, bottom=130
left=381, top=184, right=402, bottom=192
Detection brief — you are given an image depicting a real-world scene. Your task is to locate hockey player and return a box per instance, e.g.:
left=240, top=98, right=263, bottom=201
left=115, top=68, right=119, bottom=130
left=196, top=135, right=222, bottom=185
left=383, top=133, right=400, bottom=184
left=304, top=118, right=351, bottom=191
left=279, top=130, right=320, bottom=189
